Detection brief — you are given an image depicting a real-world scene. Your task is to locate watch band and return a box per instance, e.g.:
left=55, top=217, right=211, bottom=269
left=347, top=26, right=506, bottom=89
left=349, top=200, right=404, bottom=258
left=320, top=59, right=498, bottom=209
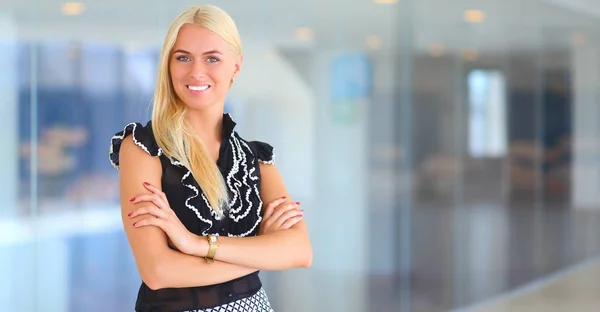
left=205, top=234, right=219, bottom=263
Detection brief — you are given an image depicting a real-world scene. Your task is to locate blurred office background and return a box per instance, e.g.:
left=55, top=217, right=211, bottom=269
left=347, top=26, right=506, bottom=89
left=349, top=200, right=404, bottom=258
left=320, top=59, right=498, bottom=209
left=3, top=0, right=600, bottom=311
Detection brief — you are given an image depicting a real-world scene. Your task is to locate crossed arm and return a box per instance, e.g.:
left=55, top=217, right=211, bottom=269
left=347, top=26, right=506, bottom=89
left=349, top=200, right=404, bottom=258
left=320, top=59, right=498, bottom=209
left=118, top=135, right=312, bottom=290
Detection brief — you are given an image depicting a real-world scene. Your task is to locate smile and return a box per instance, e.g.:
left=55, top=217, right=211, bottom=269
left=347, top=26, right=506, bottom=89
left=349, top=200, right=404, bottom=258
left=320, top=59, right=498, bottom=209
left=187, top=85, right=210, bottom=92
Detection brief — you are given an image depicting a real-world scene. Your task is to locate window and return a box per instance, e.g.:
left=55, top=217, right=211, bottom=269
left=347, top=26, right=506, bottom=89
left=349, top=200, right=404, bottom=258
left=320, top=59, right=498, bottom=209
left=468, top=69, right=507, bottom=158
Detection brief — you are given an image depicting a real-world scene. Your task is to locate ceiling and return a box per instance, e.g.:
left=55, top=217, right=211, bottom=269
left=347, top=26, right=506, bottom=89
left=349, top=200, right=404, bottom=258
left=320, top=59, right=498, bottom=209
left=3, top=0, right=600, bottom=53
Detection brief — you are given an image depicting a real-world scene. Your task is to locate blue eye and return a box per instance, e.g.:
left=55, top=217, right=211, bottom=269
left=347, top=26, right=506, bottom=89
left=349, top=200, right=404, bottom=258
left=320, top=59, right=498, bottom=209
left=207, top=57, right=220, bottom=63
left=176, top=55, right=191, bottom=62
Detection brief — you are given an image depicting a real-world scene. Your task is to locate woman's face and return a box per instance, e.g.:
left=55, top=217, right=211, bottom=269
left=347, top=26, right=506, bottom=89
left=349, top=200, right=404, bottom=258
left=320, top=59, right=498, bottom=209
left=169, top=23, right=241, bottom=110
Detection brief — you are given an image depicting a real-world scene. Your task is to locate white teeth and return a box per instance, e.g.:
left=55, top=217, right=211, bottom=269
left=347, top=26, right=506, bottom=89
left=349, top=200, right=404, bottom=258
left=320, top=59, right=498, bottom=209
left=188, top=85, right=209, bottom=91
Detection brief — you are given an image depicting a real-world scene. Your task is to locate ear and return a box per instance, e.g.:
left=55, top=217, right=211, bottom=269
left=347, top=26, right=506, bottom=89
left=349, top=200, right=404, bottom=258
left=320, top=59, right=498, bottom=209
left=233, top=54, right=243, bottom=78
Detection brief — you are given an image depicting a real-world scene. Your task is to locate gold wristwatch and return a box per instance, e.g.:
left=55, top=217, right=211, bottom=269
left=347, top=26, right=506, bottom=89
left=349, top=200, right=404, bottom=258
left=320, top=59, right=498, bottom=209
left=205, top=234, right=219, bottom=263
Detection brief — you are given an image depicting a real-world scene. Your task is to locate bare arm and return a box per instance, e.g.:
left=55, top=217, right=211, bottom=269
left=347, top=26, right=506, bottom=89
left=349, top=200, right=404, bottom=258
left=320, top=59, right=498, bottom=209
left=118, top=135, right=257, bottom=290
left=189, top=163, right=313, bottom=270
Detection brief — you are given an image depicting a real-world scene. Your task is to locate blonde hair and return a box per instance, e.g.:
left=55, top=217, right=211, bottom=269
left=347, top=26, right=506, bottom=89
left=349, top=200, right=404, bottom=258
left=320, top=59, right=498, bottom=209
left=151, top=5, right=242, bottom=215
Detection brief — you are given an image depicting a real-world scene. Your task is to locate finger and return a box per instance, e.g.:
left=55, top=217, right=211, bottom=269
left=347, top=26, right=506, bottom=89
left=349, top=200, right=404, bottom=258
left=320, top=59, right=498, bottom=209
left=263, top=196, right=288, bottom=219
left=280, top=215, right=304, bottom=229
left=132, top=216, right=164, bottom=229
left=130, top=193, right=168, bottom=210
left=143, top=182, right=170, bottom=208
left=270, top=202, right=300, bottom=221
left=128, top=205, right=169, bottom=219
left=274, top=209, right=304, bottom=228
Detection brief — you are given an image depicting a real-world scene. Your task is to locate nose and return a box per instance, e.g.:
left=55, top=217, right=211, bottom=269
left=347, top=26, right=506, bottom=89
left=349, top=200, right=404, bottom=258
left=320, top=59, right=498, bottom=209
left=189, top=60, right=207, bottom=79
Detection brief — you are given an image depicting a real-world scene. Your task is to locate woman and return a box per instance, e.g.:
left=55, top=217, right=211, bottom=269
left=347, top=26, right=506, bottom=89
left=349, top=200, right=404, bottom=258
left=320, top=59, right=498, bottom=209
left=109, top=5, right=312, bottom=312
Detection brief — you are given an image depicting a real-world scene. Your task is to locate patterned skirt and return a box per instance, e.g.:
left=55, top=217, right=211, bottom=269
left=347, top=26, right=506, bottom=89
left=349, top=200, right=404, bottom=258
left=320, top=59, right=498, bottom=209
left=183, top=288, right=274, bottom=312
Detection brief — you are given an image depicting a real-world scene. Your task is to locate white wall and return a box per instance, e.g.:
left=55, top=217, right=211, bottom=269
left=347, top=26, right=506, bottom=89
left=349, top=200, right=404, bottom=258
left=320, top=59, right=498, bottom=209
left=311, top=49, right=370, bottom=312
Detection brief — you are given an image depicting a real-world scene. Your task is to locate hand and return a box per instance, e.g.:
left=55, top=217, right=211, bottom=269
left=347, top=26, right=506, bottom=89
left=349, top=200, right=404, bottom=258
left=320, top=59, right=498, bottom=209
left=259, top=196, right=304, bottom=235
left=128, top=182, right=198, bottom=256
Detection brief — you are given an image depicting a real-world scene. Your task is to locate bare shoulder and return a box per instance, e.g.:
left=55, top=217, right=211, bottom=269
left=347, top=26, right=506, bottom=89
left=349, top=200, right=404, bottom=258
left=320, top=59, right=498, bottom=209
left=119, top=134, right=162, bottom=170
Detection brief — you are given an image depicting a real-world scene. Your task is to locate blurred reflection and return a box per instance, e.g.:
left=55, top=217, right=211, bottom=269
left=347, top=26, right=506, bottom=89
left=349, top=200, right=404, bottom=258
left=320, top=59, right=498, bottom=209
left=3, top=0, right=600, bottom=311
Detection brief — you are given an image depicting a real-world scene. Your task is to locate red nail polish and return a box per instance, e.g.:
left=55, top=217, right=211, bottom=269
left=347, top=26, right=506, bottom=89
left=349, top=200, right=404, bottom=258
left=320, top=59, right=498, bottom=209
left=132, top=222, right=137, bottom=227
left=129, top=197, right=135, bottom=202
left=296, top=201, right=301, bottom=205
left=143, top=182, right=150, bottom=186
left=281, top=196, right=287, bottom=199
left=127, top=212, right=132, bottom=217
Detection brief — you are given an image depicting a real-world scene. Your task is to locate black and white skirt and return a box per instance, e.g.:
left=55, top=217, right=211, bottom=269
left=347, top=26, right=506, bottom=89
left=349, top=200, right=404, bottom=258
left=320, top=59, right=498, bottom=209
left=183, top=288, right=274, bottom=312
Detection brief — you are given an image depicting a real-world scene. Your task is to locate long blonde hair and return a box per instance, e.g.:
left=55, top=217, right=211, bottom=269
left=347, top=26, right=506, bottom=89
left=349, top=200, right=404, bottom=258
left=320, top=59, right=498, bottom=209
left=151, top=5, right=242, bottom=215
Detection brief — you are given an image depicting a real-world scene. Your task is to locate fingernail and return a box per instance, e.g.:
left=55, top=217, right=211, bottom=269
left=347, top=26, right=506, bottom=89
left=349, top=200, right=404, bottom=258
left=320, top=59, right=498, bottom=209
left=127, top=212, right=132, bottom=217
left=296, top=201, right=300, bottom=205
left=143, top=182, right=150, bottom=186
left=300, top=209, right=305, bottom=214
left=132, top=222, right=137, bottom=227
left=129, top=197, right=135, bottom=202
left=281, top=196, right=287, bottom=199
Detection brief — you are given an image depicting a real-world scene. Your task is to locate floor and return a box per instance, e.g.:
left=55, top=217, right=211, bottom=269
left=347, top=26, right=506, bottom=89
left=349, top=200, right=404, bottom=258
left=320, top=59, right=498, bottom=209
left=464, top=257, right=600, bottom=312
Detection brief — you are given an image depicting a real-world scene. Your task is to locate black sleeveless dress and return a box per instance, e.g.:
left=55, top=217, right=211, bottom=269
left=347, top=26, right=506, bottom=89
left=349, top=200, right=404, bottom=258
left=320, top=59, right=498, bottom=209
left=109, top=113, right=275, bottom=312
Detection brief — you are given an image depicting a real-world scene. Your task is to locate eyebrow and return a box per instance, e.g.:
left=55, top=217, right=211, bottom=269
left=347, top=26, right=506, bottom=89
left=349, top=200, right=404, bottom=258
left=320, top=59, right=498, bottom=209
left=172, top=49, right=223, bottom=55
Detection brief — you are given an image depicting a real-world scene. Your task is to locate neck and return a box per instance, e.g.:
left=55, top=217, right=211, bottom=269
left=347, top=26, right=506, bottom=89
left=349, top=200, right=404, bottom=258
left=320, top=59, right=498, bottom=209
left=185, top=105, right=224, bottom=143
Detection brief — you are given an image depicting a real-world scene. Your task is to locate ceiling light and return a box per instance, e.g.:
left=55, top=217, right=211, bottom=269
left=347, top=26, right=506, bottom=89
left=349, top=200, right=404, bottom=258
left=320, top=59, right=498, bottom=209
left=463, top=10, right=485, bottom=23
left=428, top=44, right=445, bottom=57
left=62, top=2, right=84, bottom=16
left=295, top=27, right=313, bottom=41
left=366, top=35, right=382, bottom=50
left=373, top=0, right=398, bottom=3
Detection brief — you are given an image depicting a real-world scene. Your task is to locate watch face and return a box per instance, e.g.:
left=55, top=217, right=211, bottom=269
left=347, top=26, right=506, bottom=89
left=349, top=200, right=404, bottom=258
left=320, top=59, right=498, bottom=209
left=209, top=236, right=218, bottom=243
